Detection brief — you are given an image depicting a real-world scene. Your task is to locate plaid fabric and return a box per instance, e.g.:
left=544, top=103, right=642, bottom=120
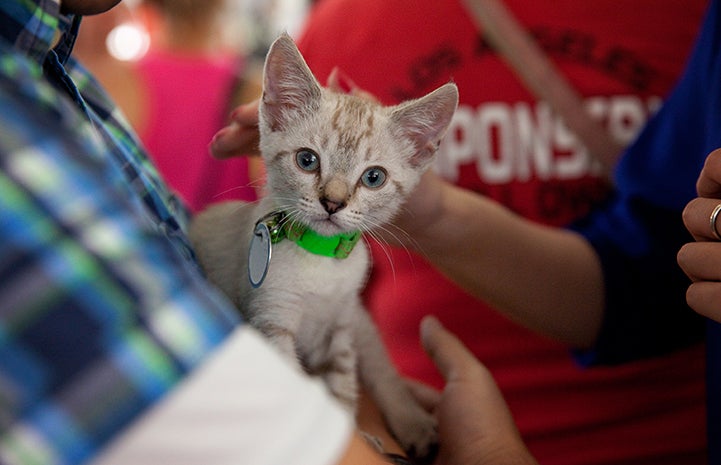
left=0, top=2, right=241, bottom=464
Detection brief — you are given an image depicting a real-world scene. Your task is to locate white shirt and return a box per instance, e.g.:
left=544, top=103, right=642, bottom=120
left=91, top=327, right=354, bottom=465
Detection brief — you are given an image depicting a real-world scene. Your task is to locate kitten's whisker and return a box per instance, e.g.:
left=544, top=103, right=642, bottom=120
left=363, top=216, right=417, bottom=281
left=385, top=223, right=424, bottom=274
left=211, top=183, right=262, bottom=199
left=362, top=228, right=397, bottom=285
left=222, top=200, right=259, bottom=215
left=365, top=214, right=416, bottom=251
left=365, top=215, right=424, bottom=275
left=248, top=177, right=267, bottom=188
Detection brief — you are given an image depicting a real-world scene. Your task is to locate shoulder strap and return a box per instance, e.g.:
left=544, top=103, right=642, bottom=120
left=461, top=0, right=624, bottom=175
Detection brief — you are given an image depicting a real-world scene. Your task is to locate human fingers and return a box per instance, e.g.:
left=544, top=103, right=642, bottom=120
left=685, top=280, right=721, bottom=323
left=677, top=242, right=721, bottom=323
left=696, top=148, right=721, bottom=198
left=420, top=316, right=515, bottom=428
left=678, top=242, right=721, bottom=282
left=419, top=317, right=537, bottom=465
left=209, top=101, right=261, bottom=159
left=420, top=316, right=485, bottom=383
left=682, top=197, right=721, bottom=242
left=420, top=316, right=518, bottom=432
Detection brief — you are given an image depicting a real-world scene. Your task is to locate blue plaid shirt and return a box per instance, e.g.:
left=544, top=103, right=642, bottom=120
left=0, top=2, right=241, bottom=464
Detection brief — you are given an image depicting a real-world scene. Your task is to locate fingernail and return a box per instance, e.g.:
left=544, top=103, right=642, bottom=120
left=230, top=103, right=251, bottom=120
left=210, top=127, right=232, bottom=151
left=210, top=128, right=226, bottom=145
left=230, top=107, right=244, bottom=120
left=420, top=316, right=441, bottom=341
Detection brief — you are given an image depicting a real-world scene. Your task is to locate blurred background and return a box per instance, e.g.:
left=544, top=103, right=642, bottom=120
left=84, top=0, right=311, bottom=64
left=71, top=0, right=309, bottom=209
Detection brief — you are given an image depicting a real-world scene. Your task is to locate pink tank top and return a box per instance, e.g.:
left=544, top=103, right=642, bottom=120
left=137, top=50, right=257, bottom=212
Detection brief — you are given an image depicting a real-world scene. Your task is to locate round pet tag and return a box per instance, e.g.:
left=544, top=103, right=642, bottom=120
left=248, top=222, right=272, bottom=288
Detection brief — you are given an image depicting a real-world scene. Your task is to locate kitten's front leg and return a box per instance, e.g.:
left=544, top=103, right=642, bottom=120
left=246, top=297, right=304, bottom=368
left=304, top=319, right=359, bottom=412
left=353, top=309, right=437, bottom=461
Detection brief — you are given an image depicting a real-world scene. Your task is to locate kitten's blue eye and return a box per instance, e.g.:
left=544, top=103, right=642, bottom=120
left=361, top=167, right=387, bottom=188
left=296, top=149, right=320, bottom=172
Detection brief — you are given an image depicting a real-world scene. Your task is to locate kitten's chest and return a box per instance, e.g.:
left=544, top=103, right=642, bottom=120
left=262, top=239, right=369, bottom=297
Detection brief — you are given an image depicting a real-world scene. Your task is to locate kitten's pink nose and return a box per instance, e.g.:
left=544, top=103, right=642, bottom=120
left=321, top=198, right=346, bottom=214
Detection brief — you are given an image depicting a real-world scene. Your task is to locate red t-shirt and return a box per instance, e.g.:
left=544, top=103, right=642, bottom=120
left=298, top=1, right=708, bottom=464
left=137, top=51, right=257, bottom=212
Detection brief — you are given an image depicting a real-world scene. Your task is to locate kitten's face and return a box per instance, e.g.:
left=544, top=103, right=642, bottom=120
left=260, top=93, right=427, bottom=237
left=258, top=34, right=458, bottom=237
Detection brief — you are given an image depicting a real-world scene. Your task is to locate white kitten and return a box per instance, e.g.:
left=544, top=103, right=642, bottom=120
left=190, top=33, right=458, bottom=460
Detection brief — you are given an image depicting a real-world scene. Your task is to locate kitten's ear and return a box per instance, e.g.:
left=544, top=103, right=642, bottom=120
left=391, top=83, right=459, bottom=167
left=261, top=33, right=322, bottom=131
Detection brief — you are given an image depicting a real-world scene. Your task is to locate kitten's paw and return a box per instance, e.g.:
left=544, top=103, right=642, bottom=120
left=386, top=405, right=438, bottom=463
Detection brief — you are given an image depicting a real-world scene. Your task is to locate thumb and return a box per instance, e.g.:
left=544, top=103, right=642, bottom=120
left=420, top=316, right=481, bottom=383
left=420, top=316, right=510, bottom=417
left=420, top=316, right=533, bottom=459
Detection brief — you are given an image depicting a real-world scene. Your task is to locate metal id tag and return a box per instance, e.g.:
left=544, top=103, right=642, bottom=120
left=248, top=222, right=272, bottom=288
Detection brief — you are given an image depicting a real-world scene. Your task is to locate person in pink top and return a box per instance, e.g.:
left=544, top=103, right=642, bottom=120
left=132, top=0, right=261, bottom=212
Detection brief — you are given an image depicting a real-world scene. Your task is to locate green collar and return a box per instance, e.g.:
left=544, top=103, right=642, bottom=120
left=258, top=211, right=361, bottom=259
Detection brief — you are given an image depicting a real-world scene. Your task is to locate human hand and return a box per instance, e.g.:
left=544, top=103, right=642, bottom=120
left=413, top=316, right=538, bottom=465
left=679, top=147, right=721, bottom=323
left=209, top=99, right=261, bottom=159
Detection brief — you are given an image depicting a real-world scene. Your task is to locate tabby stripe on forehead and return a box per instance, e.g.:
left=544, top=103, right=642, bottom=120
left=320, top=133, right=330, bottom=148
left=362, top=114, right=375, bottom=143
left=272, top=149, right=291, bottom=162
left=392, top=180, right=406, bottom=197
left=364, top=146, right=373, bottom=162
left=308, top=133, right=325, bottom=149
left=330, top=101, right=376, bottom=151
left=339, top=131, right=363, bottom=153
left=331, top=100, right=344, bottom=132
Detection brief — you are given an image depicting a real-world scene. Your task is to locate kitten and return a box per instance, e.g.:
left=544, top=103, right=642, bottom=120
left=190, top=33, right=458, bottom=460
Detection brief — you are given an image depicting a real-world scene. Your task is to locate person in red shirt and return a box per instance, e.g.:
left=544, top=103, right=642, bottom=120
left=289, top=1, right=709, bottom=464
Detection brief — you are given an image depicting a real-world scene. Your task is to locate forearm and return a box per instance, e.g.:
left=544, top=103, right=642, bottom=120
left=410, top=183, right=604, bottom=348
